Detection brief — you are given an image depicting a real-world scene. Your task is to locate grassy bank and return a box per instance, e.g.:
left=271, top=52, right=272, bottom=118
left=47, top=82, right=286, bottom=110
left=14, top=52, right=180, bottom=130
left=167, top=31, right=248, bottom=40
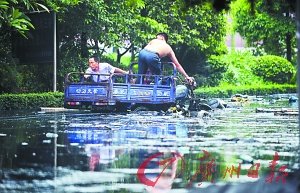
left=194, top=84, right=296, bottom=98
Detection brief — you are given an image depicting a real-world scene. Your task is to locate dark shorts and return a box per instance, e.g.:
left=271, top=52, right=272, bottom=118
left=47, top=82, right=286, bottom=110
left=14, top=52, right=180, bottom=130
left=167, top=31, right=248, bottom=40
left=138, top=49, right=161, bottom=75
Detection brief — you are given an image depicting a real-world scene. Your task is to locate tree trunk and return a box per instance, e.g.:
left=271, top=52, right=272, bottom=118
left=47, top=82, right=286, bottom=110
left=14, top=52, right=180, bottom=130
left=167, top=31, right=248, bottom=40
left=285, top=10, right=292, bottom=62
left=131, top=43, right=135, bottom=63
left=81, top=32, right=88, bottom=58
left=117, top=49, right=121, bottom=64
left=286, top=32, right=292, bottom=62
left=116, top=44, right=133, bottom=65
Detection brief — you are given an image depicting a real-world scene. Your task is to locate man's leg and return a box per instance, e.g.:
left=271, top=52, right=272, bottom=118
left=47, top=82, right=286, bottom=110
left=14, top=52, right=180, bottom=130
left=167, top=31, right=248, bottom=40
left=148, top=55, right=161, bottom=75
left=137, top=52, right=148, bottom=84
left=147, top=56, right=161, bottom=84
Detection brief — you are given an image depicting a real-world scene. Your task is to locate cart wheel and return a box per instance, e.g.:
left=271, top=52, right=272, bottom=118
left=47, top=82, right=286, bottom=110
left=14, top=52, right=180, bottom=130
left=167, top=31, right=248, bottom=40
left=198, top=103, right=213, bottom=111
left=116, top=103, right=130, bottom=112
left=132, top=106, right=149, bottom=113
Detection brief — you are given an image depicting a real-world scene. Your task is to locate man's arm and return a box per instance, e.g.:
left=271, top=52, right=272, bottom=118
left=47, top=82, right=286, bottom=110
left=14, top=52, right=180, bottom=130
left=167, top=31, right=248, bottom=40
left=168, top=51, right=193, bottom=83
left=84, top=68, right=91, bottom=78
left=114, top=67, right=128, bottom=74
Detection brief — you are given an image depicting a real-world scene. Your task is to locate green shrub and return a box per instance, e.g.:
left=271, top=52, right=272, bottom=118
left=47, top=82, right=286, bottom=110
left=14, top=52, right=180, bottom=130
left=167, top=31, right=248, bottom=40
left=206, top=51, right=265, bottom=87
left=194, top=84, right=296, bottom=98
left=252, top=55, right=296, bottom=84
left=204, top=55, right=228, bottom=86
left=220, top=51, right=265, bottom=86
left=0, top=92, right=64, bottom=110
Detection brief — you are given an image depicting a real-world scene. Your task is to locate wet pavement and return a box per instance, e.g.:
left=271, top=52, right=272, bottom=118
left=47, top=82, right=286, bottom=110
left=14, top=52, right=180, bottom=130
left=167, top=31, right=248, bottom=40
left=0, top=96, right=299, bottom=193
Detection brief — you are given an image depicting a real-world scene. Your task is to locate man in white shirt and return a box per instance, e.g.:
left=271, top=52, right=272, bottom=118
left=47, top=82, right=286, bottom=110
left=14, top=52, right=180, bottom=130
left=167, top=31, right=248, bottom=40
left=84, top=56, right=127, bottom=82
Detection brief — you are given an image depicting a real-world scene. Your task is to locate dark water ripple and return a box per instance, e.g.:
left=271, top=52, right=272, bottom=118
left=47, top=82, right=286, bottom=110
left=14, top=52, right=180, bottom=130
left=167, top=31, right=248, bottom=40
left=0, top=99, right=299, bottom=193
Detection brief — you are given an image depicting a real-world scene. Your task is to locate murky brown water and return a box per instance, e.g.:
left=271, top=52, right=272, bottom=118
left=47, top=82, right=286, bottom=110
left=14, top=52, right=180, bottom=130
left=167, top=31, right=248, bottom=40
left=0, top=96, right=299, bottom=193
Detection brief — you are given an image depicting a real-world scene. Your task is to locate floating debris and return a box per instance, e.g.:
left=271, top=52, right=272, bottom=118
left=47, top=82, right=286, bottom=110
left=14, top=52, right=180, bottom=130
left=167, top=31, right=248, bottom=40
left=288, top=96, right=298, bottom=103
left=274, top=111, right=298, bottom=116
left=231, top=94, right=249, bottom=102
left=256, top=108, right=298, bottom=113
left=39, top=107, right=79, bottom=112
left=255, top=107, right=298, bottom=116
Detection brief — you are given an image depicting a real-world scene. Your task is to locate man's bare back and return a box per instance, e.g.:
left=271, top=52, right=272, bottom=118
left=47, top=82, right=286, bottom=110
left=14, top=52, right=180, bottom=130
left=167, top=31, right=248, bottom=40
left=138, top=32, right=193, bottom=83
left=144, top=39, right=172, bottom=58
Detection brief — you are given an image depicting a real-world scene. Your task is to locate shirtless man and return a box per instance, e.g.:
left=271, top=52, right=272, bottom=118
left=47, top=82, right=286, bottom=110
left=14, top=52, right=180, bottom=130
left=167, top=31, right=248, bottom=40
left=138, top=32, right=194, bottom=83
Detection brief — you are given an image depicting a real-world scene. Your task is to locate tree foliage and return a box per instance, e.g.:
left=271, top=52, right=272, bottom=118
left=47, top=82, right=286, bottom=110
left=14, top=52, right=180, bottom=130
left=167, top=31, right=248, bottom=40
left=56, top=0, right=163, bottom=88
left=1, top=0, right=43, bottom=36
left=0, top=0, right=80, bottom=93
left=3, top=0, right=295, bottom=93
left=230, top=0, right=296, bottom=62
left=207, top=50, right=265, bottom=87
left=0, top=0, right=81, bottom=35
left=56, top=0, right=227, bottom=90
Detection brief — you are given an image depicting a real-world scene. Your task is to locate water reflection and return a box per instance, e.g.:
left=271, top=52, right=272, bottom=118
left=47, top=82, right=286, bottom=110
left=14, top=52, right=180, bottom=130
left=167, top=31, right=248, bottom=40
left=137, top=151, right=181, bottom=193
left=0, top=98, right=299, bottom=192
left=66, top=125, right=122, bottom=171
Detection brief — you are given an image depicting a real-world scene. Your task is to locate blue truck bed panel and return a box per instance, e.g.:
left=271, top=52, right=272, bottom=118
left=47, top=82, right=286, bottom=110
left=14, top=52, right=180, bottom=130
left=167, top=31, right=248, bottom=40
left=64, top=62, right=177, bottom=111
left=66, top=84, right=109, bottom=101
left=112, top=84, right=175, bottom=104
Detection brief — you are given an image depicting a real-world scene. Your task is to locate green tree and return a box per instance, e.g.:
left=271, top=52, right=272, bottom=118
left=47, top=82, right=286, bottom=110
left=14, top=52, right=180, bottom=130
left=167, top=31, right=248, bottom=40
left=231, top=0, right=296, bottom=62
left=0, top=0, right=44, bottom=36
left=130, top=0, right=227, bottom=77
left=0, top=0, right=49, bottom=93
left=0, top=0, right=80, bottom=93
left=0, top=0, right=235, bottom=92
left=56, top=0, right=163, bottom=89
left=51, top=0, right=228, bottom=90
left=0, top=0, right=80, bottom=35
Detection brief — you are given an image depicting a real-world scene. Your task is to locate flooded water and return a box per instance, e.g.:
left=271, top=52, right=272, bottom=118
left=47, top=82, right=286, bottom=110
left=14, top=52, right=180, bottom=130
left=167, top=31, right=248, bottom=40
left=0, top=96, right=299, bottom=193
